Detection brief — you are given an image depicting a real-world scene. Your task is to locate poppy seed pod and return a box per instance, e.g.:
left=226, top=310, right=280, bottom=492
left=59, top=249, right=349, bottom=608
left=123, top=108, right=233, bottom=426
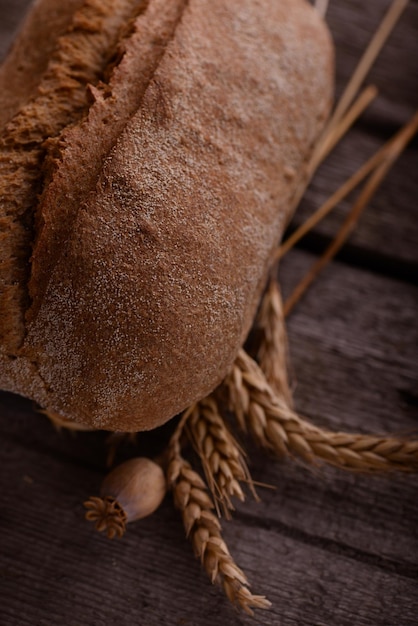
left=85, top=457, right=167, bottom=538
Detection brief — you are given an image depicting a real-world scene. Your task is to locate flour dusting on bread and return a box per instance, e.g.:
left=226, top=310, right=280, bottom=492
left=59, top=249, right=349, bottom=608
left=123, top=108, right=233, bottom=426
left=0, top=0, right=333, bottom=431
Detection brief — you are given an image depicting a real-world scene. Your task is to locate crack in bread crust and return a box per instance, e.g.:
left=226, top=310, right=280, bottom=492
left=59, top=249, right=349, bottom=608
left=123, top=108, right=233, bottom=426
left=0, top=0, right=86, bottom=130
left=28, top=0, right=188, bottom=326
left=0, top=0, right=151, bottom=354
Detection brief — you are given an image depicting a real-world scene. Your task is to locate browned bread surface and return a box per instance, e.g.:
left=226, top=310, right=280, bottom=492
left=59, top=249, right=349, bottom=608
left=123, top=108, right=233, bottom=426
left=0, top=0, right=86, bottom=129
left=0, top=0, right=334, bottom=431
left=0, top=0, right=150, bottom=352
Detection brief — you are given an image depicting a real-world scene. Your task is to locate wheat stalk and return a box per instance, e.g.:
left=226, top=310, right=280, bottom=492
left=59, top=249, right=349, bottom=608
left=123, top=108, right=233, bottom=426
left=275, top=113, right=386, bottom=262
left=322, top=0, right=409, bottom=139
left=184, top=397, right=256, bottom=516
left=311, top=84, right=378, bottom=170
left=283, top=111, right=418, bottom=316
left=275, top=0, right=410, bottom=268
left=166, top=418, right=270, bottom=615
left=225, top=349, right=418, bottom=472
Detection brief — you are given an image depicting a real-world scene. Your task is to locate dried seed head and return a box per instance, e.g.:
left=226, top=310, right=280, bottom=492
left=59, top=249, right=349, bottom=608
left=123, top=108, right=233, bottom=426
left=101, top=457, right=166, bottom=521
left=84, top=457, right=166, bottom=538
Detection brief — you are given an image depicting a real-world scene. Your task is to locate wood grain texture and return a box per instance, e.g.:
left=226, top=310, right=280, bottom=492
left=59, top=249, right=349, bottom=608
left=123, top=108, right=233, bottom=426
left=279, top=250, right=418, bottom=435
left=327, top=0, right=418, bottom=124
left=0, top=0, right=31, bottom=59
left=1, top=0, right=417, bottom=625
left=293, top=129, right=418, bottom=273
left=290, top=0, right=418, bottom=272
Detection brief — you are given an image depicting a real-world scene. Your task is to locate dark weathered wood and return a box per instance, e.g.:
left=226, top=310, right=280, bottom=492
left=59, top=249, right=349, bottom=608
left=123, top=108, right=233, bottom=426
left=279, top=249, right=418, bottom=434
left=292, top=128, right=418, bottom=274
left=1, top=430, right=418, bottom=626
left=291, top=0, right=418, bottom=272
left=327, top=0, right=418, bottom=125
left=1, top=0, right=418, bottom=625
left=238, top=249, right=418, bottom=565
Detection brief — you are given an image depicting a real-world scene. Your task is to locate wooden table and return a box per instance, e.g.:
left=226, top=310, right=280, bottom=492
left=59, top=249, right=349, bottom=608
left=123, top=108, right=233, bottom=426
left=1, top=1, right=417, bottom=624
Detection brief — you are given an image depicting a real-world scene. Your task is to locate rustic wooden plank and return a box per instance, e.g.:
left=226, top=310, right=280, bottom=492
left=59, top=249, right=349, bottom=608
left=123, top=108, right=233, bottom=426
left=1, top=437, right=418, bottom=626
left=326, top=0, right=418, bottom=125
left=292, top=127, right=418, bottom=275
left=279, top=249, right=418, bottom=435
left=290, top=0, right=418, bottom=271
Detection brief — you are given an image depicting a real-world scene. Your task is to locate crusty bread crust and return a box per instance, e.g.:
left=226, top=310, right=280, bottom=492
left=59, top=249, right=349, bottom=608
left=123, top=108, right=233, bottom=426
left=0, top=0, right=151, bottom=353
left=0, top=0, right=86, bottom=130
left=0, top=0, right=334, bottom=431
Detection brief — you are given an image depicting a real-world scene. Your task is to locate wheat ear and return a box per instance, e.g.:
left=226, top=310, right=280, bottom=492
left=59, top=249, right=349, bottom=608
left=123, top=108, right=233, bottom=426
left=225, top=349, right=418, bottom=472
left=255, top=279, right=293, bottom=407
left=166, top=419, right=271, bottom=615
left=184, top=398, right=256, bottom=516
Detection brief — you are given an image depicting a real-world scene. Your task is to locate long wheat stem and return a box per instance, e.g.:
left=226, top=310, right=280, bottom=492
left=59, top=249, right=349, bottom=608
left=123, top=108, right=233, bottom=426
left=283, top=110, right=418, bottom=316
left=323, top=0, right=409, bottom=136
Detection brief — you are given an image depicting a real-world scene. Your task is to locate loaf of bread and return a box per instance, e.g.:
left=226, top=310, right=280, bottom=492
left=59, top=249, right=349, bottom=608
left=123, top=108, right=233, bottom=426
left=0, top=0, right=334, bottom=431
